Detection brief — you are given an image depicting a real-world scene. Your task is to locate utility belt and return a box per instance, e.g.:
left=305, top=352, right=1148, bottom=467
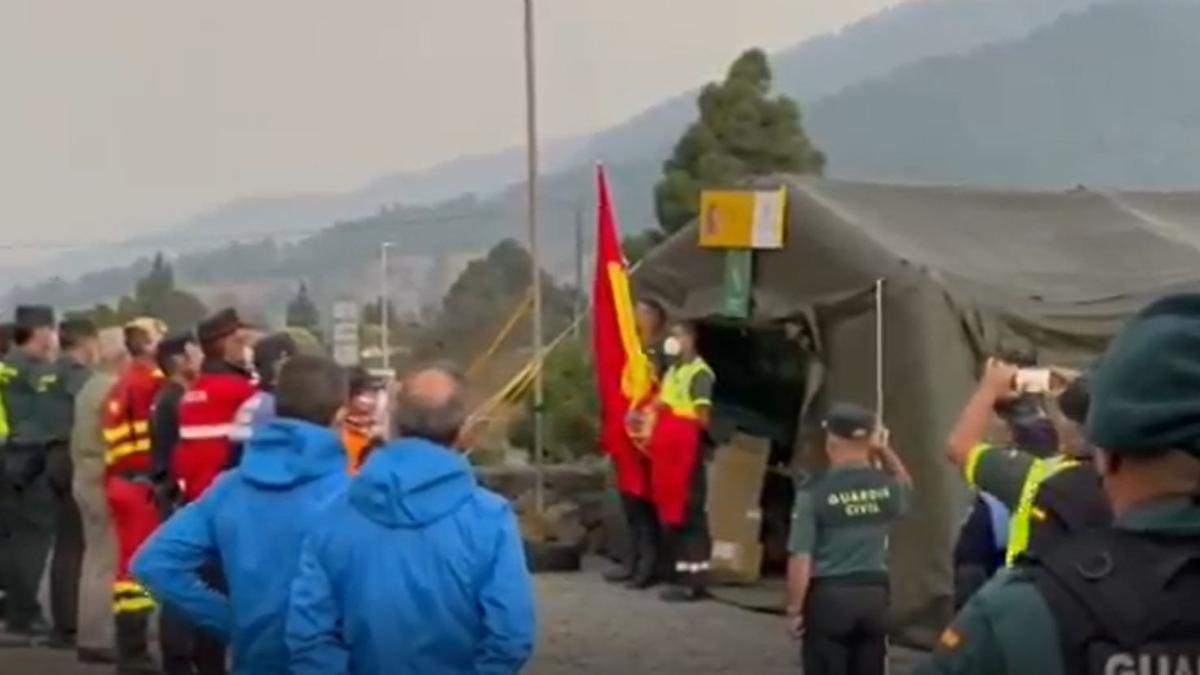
left=812, top=571, right=890, bottom=588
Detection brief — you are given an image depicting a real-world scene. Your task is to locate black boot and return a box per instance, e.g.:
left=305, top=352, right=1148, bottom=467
left=603, top=495, right=639, bottom=583
left=627, top=501, right=661, bottom=589
left=115, top=611, right=159, bottom=675
left=660, top=566, right=709, bottom=603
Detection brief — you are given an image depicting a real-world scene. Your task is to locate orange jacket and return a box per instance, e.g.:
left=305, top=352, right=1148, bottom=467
left=103, top=360, right=165, bottom=475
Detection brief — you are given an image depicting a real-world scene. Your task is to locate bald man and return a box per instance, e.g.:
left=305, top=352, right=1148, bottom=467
left=287, top=365, right=536, bottom=675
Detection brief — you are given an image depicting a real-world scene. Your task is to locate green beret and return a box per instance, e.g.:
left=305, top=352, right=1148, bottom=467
left=1087, top=294, right=1200, bottom=457
left=823, top=403, right=876, bottom=441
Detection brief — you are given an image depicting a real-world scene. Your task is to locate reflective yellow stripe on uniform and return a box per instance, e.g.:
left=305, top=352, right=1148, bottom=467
left=659, top=359, right=714, bottom=420
left=1005, top=455, right=1078, bottom=566
left=105, top=439, right=152, bottom=465
left=103, top=420, right=148, bottom=444
left=112, top=580, right=156, bottom=614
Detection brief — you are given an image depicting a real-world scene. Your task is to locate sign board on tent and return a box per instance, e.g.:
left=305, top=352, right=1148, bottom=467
left=332, top=300, right=360, bottom=366
left=721, top=249, right=753, bottom=319
left=698, top=188, right=787, bottom=249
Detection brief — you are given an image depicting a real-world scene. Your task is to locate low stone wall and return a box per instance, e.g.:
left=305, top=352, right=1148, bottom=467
left=475, top=463, right=625, bottom=558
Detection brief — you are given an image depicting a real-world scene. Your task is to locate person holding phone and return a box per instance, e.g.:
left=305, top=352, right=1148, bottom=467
left=946, top=358, right=1108, bottom=567
left=786, top=403, right=912, bottom=675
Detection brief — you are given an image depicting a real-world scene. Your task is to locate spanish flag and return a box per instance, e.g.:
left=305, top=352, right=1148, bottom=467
left=593, top=164, right=654, bottom=497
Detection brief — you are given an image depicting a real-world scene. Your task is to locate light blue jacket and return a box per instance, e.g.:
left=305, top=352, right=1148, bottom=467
left=286, top=438, right=536, bottom=675
left=133, top=418, right=349, bottom=674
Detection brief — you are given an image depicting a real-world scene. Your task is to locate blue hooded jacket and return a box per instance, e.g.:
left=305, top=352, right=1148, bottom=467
left=133, top=418, right=349, bottom=674
left=286, top=438, right=536, bottom=675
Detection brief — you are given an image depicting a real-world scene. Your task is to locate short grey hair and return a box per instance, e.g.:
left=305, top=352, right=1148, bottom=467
left=393, top=363, right=468, bottom=447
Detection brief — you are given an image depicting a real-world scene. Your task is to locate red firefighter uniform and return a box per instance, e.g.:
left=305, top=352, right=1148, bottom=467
left=174, top=361, right=256, bottom=502
left=103, top=359, right=165, bottom=617
left=646, top=357, right=714, bottom=526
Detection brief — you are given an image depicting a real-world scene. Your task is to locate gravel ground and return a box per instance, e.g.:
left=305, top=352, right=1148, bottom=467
left=3, top=568, right=923, bottom=674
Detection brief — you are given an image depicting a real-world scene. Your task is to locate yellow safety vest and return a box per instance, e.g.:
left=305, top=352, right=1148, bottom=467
left=0, top=363, right=14, bottom=442
left=658, top=358, right=713, bottom=420
left=1005, top=454, right=1079, bottom=566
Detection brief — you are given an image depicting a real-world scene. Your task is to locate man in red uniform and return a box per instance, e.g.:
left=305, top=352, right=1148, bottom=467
left=102, top=317, right=166, bottom=673
left=175, top=309, right=255, bottom=503
left=169, top=309, right=253, bottom=675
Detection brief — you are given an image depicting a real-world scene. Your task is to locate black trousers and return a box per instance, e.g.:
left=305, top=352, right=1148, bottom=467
left=46, top=442, right=83, bottom=637
left=0, top=443, right=55, bottom=631
left=158, top=534, right=227, bottom=675
left=803, top=577, right=889, bottom=675
left=666, top=458, right=711, bottom=583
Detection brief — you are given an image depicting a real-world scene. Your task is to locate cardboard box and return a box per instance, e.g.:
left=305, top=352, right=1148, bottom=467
left=709, top=538, right=765, bottom=585
left=706, top=433, right=770, bottom=583
left=707, top=433, right=770, bottom=541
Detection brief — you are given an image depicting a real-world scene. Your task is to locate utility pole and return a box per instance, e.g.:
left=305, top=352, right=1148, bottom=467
left=523, top=0, right=545, bottom=513
left=573, top=204, right=584, bottom=338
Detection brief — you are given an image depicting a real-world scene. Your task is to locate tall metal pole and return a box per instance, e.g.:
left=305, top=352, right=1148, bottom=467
left=523, top=0, right=545, bottom=513
left=380, top=242, right=392, bottom=373
left=573, top=204, right=584, bottom=338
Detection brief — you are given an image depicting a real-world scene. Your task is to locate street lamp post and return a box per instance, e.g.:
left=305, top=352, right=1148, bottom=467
left=380, top=242, right=395, bottom=373
left=523, top=0, right=546, bottom=513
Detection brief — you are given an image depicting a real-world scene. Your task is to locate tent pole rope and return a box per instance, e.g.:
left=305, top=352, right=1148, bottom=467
left=875, top=278, right=885, bottom=424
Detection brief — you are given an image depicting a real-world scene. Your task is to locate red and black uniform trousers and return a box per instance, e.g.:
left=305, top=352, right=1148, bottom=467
left=102, top=365, right=163, bottom=665
left=646, top=405, right=711, bottom=588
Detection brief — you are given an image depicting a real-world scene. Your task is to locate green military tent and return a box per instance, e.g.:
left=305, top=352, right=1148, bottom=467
left=634, top=176, right=1200, bottom=646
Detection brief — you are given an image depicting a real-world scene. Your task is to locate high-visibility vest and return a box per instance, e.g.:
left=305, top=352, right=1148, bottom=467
left=658, top=358, right=714, bottom=421
left=1005, top=454, right=1079, bottom=566
left=103, top=361, right=164, bottom=474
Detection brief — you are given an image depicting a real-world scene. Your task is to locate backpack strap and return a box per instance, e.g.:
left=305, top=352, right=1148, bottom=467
left=1027, top=528, right=1200, bottom=675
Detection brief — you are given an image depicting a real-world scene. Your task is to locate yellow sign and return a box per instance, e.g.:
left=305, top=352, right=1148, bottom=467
left=698, top=188, right=787, bottom=249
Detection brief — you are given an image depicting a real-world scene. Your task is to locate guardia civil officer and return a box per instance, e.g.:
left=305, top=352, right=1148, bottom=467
left=918, top=293, right=1200, bottom=675
left=786, top=403, right=912, bottom=675
left=0, top=305, right=60, bottom=643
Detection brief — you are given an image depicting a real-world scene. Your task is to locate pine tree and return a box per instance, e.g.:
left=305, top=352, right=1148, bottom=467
left=654, top=48, right=826, bottom=233
left=285, top=282, right=322, bottom=333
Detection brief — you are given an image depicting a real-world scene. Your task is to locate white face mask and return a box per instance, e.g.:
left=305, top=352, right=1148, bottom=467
left=663, top=336, right=682, bottom=357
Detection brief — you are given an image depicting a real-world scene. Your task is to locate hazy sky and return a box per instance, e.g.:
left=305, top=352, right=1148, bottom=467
left=0, top=0, right=904, bottom=246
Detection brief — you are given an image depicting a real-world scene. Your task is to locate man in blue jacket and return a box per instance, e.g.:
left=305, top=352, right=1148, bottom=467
left=287, top=365, right=536, bottom=675
left=133, top=354, right=350, bottom=674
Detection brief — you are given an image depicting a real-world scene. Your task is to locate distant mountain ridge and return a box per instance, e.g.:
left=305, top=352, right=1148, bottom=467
left=6, top=0, right=1134, bottom=312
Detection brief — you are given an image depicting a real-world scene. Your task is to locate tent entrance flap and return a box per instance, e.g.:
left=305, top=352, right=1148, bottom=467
left=698, top=320, right=813, bottom=575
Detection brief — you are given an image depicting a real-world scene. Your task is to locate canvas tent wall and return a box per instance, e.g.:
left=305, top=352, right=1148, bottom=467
left=634, top=177, right=1200, bottom=646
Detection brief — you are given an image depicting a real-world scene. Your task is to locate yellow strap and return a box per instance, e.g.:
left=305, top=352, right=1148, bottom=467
left=964, top=444, right=989, bottom=486
left=1005, top=456, right=1078, bottom=566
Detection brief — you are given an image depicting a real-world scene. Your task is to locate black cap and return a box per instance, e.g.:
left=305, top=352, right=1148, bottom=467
left=1088, top=294, right=1200, bottom=457
left=196, top=308, right=245, bottom=346
left=58, top=318, right=98, bottom=346
left=158, top=332, right=196, bottom=360
left=822, top=403, right=876, bottom=441
left=15, top=305, right=55, bottom=329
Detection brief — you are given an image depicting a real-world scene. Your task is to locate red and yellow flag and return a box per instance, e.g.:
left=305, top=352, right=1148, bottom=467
left=593, top=165, right=654, bottom=497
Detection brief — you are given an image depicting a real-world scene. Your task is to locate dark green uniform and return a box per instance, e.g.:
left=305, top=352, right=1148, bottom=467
left=916, top=498, right=1200, bottom=675
left=790, top=464, right=911, bottom=675
left=0, top=348, right=60, bottom=633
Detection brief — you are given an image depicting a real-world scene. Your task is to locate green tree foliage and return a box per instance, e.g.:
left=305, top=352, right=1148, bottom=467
left=414, top=239, right=576, bottom=364
left=654, top=48, right=825, bottom=233
left=285, top=282, right=322, bottom=333
left=508, top=338, right=598, bottom=463
left=70, top=254, right=208, bottom=332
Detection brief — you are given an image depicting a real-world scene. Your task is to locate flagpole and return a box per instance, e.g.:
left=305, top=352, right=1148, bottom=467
left=523, top=0, right=546, bottom=513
